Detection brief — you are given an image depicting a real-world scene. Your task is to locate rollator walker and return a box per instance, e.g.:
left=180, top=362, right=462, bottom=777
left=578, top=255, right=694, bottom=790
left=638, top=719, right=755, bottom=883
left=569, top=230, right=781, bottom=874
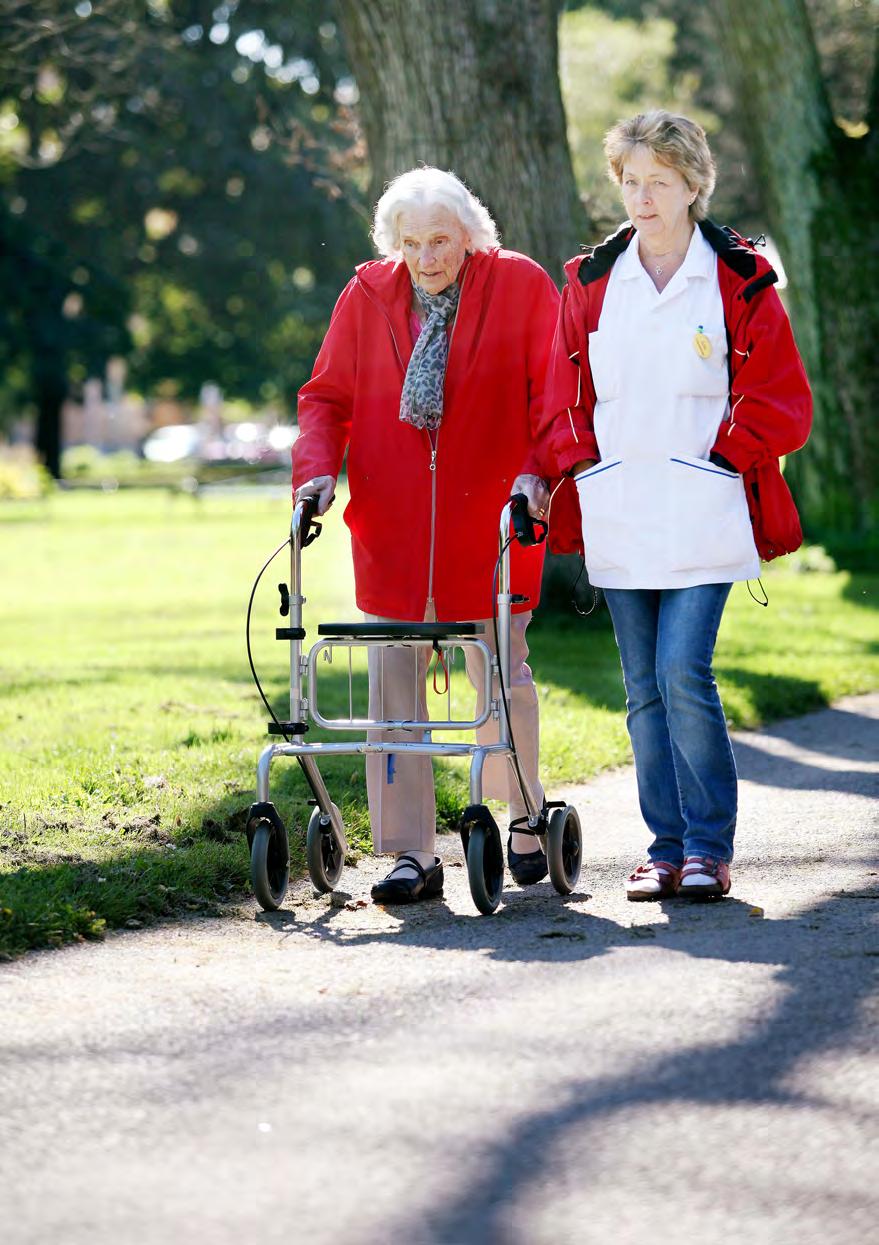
left=246, top=493, right=583, bottom=915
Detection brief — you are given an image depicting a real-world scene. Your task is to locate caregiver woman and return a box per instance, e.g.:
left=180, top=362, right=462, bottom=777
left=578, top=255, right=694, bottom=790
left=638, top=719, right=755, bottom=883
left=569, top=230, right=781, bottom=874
left=542, top=110, right=811, bottom=900
left=293, top=167, right=559, bottom=904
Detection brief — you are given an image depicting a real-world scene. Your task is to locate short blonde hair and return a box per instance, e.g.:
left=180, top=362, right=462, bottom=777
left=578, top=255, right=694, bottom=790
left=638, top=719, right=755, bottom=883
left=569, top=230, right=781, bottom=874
left=371, top=166, right=500, bottom=259
left=604, top=110, right=716, bottom=221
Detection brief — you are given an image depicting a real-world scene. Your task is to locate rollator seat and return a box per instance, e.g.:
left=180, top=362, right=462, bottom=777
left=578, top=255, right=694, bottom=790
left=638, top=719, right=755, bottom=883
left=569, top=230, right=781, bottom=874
left=317, top=622, right=485, bottom=640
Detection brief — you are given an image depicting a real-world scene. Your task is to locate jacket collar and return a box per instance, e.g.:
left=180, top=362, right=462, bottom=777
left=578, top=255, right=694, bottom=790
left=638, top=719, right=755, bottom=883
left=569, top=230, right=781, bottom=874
left=571, top=218, right=777, bottom=295
left=352, top=248, right=497, bottom=382
left=353, top=247, right=494, bottom=307
left=616, top=222, right=716, bottom=283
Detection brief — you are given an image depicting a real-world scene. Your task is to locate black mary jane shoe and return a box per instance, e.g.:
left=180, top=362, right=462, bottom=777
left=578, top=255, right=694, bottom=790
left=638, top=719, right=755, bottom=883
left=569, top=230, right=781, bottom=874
left=507, top=834, right=548, bottom=886
left=370, top=854, right=444, bottom=905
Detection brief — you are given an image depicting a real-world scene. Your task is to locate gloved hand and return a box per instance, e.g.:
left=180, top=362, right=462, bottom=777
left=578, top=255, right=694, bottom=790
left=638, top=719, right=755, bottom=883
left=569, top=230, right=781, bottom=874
left=511, top=473, right=549, bottom=520
left=294, top=475, right=336, bottom=516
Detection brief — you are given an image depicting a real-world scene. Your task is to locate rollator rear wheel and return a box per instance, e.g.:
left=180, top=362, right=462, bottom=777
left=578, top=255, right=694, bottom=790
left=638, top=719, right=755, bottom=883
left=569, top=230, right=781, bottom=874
left=306, top=804, right=345, bottom=892
left=547, top=805, right=582, bottom=895
left=250, top=819, right=290, bottom=910
left=463, top=807, right=504, bottom=915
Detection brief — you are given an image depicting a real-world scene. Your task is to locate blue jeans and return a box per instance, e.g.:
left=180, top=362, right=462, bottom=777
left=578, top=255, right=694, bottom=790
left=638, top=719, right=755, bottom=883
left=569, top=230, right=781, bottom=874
left=603, top=584, right=737, bottom=866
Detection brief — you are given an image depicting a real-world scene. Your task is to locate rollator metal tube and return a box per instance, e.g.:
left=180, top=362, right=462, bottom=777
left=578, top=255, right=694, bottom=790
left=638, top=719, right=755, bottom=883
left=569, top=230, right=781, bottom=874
left=497, top=500, right=541, bottom=823
left=288, top=505, right=307, bottom=730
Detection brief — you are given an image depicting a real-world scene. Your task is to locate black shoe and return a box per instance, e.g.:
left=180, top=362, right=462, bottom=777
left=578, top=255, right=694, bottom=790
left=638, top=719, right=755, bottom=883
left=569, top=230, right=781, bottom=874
left=507, top=834, right=548, bottom=886
left=370, top=854, right=444, bottom=905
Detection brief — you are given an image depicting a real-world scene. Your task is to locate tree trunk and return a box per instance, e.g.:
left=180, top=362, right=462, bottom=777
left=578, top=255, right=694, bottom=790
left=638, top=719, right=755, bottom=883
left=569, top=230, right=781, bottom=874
left=711, top=0, right=879, bottom=535
left=33, top=354, right=66, bottom=480
left=336, top=0, right=588, bottom=278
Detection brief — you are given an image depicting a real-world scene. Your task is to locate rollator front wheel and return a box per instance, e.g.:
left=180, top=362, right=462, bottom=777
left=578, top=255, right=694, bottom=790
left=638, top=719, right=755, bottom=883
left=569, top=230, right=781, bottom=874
left=547, top=805, right=582, bottom=895
left=462, top=805, right=504, bottom=915
left=306, top=804, right=345, bottom=892
left=250, top=819, right=290, bottom=910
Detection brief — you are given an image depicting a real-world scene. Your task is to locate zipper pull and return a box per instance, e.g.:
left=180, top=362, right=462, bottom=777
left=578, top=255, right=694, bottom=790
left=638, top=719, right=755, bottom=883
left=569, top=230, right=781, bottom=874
left=429, top=447, right=437, bottom=472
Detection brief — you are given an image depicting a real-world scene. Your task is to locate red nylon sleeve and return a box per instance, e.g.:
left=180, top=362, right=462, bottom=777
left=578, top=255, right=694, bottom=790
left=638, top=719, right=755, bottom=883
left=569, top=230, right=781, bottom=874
left=711, top=283, right=812, bottom=472
left=539, top=284, right=599, bottom=475
left=291, top=278, right=359, bottom=490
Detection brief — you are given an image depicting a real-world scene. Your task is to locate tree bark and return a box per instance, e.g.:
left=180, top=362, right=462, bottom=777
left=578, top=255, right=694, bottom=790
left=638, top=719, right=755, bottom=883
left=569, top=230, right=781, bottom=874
left=711, top=0, right=879, bottom=534
left=33, top=355, right=66, bottom=480
left=336, top=0, right=588, bottom=278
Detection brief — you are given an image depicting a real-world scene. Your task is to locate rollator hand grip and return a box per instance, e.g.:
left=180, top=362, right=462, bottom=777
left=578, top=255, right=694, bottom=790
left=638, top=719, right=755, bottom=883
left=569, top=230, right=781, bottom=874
left=296, top=494, right=323, bottom=547
left=509, top=493, right=548, bottom=547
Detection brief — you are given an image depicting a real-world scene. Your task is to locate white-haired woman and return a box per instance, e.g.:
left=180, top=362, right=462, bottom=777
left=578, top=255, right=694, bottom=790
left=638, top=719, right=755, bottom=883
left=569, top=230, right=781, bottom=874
left=543, top=111, right=811, bottom=901
left=293, top=167, right=560, bottom=903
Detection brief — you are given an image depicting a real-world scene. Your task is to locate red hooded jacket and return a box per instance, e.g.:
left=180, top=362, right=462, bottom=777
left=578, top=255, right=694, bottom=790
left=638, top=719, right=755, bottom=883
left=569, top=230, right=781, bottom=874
left=541, top=221, right=812, bottom=561
left=293, top=248, right=560, bottom=620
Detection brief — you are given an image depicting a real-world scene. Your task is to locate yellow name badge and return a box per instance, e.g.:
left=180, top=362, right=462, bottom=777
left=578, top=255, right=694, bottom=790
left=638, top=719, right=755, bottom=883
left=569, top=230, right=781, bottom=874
left=693, top=327, right=712, bottom=359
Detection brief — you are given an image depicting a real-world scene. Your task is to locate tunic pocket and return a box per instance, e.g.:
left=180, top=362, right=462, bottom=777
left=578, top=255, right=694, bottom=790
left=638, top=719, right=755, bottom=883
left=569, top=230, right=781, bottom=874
left=575, top=458, right=626, bottom=573
left=668, top=455, right=756, bottom=572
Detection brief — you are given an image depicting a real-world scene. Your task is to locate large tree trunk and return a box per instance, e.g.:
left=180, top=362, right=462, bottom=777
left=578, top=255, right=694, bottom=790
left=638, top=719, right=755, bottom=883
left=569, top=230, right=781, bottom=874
left=33, top=350, right=66, bottom=480
left=711, top=0, right=879, bottom=535
left=336, top=0, right=588, bottom=278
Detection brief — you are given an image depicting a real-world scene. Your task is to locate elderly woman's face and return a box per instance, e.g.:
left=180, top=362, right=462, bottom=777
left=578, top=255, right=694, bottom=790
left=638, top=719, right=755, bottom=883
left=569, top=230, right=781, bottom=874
left=397, top=204, right=470, bottom=295
left=621, top=145, right=694, bottom=245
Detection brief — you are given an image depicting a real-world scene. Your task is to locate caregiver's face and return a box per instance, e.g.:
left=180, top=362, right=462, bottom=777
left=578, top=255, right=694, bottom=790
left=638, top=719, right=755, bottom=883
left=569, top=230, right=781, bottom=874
left=621, top=144, right=694, bottom=245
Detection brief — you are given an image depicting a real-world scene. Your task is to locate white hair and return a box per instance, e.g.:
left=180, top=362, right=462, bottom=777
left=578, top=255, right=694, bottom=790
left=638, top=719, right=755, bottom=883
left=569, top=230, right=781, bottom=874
left=371, top=166, right=500, bottom=259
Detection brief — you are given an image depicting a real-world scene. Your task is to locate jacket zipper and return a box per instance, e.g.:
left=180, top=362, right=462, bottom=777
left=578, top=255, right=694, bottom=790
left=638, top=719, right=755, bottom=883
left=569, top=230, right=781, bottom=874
left=426, top=264, right=468, bottom=610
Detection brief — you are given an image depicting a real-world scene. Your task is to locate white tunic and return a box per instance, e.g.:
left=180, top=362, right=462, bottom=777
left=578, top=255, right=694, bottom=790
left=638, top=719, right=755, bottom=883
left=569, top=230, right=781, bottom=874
left=575, top=227, right=760, bottom=589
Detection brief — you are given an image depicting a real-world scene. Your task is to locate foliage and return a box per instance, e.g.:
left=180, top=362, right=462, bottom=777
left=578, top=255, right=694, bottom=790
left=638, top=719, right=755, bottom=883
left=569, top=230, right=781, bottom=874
left=1, top=487, right=877, bottom=956
left=0, top=1, right=369, bottom=464
left=560, top=6, right=715, bottom=233
left=0, top=446, right=55, bottom=500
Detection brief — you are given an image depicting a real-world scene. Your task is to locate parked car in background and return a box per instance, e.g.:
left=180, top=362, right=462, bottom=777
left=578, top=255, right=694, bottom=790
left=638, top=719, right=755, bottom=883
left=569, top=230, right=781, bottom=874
left=142, top=421, right=297, bottom=466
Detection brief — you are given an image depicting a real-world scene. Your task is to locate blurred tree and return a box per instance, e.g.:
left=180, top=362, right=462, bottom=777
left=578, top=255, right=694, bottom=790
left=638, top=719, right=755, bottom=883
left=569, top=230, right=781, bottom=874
left=709, top=0, right=878, bottom=533
left=559, top=5, right=716, bottom=233
left=335, top=0, right=588, bottom=277
left=0, top=0, right=368, bottom=476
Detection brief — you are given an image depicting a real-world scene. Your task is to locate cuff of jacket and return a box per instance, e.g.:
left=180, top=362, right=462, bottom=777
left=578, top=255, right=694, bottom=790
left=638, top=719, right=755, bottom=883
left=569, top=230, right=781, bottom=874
left=710, top=423, right=772, bottom=474
left=556, top=434, right=599, bottom=476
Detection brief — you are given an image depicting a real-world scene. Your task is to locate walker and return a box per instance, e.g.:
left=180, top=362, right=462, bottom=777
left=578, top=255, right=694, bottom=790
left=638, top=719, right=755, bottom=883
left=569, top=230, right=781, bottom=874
left=245, top=494, right=583, bottom=915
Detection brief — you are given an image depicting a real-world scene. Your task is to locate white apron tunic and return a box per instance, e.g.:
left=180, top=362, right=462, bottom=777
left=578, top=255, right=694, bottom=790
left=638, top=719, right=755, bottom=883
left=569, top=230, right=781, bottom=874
left=575, top=228, right=760, bottom=589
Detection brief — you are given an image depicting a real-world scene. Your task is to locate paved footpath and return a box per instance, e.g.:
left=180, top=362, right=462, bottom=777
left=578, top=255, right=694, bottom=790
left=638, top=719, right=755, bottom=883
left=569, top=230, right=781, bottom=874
left=1, top=695, right=877, bottom=1245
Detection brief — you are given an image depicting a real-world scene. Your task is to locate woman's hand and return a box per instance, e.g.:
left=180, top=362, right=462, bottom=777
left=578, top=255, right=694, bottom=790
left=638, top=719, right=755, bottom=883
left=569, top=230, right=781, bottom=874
left=570, top=459, right=598, bottom=476
left=294, top=475, right=336, bottom=515
left=511, top=473, right=550, bottom=519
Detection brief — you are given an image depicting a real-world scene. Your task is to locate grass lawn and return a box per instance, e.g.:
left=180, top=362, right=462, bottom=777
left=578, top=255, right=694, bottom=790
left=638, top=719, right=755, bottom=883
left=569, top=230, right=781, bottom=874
left=1, top=487, right=877, bottom=956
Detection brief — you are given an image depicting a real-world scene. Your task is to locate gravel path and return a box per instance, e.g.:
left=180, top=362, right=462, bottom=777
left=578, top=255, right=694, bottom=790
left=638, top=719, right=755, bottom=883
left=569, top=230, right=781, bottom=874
left=2, top=695, right=877, bottom=1245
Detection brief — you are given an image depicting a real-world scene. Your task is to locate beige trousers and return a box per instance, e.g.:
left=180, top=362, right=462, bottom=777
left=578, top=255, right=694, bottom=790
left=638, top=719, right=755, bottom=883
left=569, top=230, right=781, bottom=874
left=365, top=605, right=544, bottom=854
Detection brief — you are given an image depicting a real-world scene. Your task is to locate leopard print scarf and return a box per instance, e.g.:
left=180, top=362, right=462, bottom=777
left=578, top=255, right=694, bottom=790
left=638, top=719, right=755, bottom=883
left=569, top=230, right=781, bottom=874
left=398, top=280, right=460, bottom=432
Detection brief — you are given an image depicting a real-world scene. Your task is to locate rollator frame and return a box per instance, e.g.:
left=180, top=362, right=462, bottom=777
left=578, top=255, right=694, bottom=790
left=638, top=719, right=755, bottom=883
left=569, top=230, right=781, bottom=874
left=246, top=495, right=582, bottom=914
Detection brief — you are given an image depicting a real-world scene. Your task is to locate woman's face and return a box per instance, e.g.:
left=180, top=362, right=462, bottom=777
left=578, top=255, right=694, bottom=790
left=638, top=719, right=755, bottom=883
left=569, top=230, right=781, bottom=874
left=620, top=145, right=694, bottom=246
left=397, top=204, right=470, bottom=294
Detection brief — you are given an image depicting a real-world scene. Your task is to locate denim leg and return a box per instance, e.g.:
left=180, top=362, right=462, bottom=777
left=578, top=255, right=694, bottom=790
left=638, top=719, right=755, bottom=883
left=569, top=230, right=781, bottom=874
left=604, top=589, right=687, bottom=867
left=655, top=584, right=737, bottom=862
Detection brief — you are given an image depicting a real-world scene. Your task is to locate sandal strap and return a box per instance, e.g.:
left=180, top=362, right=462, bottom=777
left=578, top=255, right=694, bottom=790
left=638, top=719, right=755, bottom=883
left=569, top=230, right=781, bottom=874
left=389, top=853, right=429, bottom=881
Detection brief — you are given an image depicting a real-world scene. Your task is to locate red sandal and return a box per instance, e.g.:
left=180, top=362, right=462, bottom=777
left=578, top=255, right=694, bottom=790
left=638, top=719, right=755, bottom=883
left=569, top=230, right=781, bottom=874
left=679, top=855, right=731, bottom=899
left=625, top=860, right=681, bottom=901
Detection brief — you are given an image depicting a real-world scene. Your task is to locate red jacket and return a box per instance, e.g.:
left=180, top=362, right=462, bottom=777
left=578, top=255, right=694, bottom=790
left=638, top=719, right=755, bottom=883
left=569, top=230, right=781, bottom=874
left=541, top=221, right=813, bottom=561
left=293, top=248, right=560, bottom=620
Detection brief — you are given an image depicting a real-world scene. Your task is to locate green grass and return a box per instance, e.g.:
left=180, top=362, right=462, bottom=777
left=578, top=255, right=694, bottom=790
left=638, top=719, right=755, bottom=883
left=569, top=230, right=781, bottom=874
left=1, top=488, right=877, bottom=956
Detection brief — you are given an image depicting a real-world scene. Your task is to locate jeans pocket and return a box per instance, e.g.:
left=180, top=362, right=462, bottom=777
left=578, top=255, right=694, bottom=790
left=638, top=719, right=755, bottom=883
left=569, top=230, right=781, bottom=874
left=668, top=455, right=755, bottom=571
left=575, top=458, right=626, bottom=572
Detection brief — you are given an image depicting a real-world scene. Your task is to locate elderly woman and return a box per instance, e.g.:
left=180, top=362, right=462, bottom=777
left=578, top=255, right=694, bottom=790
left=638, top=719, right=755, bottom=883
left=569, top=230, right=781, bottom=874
left=292, top=167, right=560, bottom=904
left=541, top=111, right=811, bottom=900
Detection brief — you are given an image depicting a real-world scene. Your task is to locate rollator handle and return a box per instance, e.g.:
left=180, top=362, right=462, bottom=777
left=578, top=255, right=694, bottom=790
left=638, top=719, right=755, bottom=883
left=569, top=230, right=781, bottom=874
left=295, top=493, right=323, bottom=548
left=509, top=493, right=548, bottom=547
